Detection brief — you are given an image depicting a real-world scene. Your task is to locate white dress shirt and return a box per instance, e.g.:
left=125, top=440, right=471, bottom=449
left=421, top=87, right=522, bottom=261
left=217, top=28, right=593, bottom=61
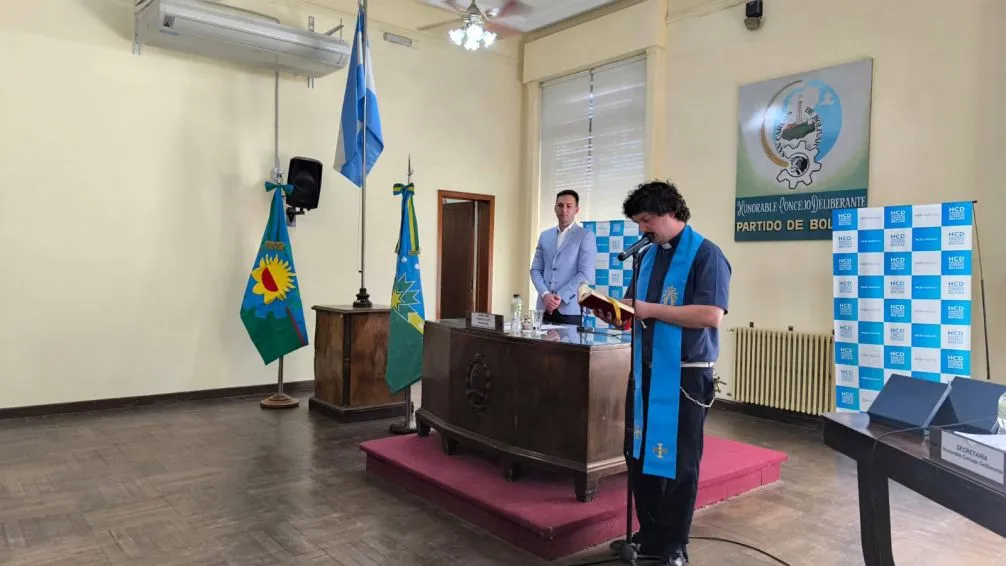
left=556, top=222, right=576, bottom=251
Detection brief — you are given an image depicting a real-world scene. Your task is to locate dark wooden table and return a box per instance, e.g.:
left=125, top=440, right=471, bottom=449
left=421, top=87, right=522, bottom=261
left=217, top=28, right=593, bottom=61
left=415, top=319, right=631, bottom=502
left=822, top=412, right=1006, bottom=565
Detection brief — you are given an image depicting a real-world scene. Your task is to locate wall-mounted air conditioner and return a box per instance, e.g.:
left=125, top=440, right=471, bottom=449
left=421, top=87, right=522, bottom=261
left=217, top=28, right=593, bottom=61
left=134, top=0, right=351, bottom=78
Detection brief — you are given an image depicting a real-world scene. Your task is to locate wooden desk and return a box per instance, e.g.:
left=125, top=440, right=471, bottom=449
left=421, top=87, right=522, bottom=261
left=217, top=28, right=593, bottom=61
left=415, top=320, right=631, bottom=502
left=822, top=412, right=1006, bottom=565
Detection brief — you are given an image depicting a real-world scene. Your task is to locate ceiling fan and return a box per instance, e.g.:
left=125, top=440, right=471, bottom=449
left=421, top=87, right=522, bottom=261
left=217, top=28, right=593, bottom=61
left=417, top=0, right=530, bottom=49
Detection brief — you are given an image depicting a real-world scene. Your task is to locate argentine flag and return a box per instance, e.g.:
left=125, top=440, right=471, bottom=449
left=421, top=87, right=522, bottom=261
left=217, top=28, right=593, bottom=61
left=334, top=5, right=383, bottom=187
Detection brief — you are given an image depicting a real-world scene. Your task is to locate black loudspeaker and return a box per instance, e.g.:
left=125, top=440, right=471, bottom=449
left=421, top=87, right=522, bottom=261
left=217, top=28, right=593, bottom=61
left=286, top=157, right=322, bottom=210
left=866, top=373, right=951, bottom=433
left=930, top=376, right=1006, bottom=434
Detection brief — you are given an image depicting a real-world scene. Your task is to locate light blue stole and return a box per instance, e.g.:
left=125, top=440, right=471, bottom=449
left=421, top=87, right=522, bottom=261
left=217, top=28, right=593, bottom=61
left=632, top=224, right=705, bottom=479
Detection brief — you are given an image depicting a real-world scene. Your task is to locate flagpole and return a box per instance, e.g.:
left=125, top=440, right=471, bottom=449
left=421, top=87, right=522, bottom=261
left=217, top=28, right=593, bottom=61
left=259, top=69, right=300, bottom=410
left=390, top=154, right=417, bottom=435
left=353, top=0, right=372, bottom=309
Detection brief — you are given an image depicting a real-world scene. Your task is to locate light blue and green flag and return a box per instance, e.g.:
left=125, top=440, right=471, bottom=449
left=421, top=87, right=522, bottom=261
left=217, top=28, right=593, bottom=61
left=385, top=182, right=425, bottom=394
left=239, top=182, right=309, bottom=365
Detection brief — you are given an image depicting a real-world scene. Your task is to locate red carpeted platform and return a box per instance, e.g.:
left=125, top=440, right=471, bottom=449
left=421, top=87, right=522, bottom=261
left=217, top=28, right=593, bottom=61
left=360, top=432, right=788, bottom=560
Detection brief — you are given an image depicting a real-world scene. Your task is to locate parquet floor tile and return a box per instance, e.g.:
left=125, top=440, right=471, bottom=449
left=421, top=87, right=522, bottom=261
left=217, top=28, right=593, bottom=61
left=0, top=394, right=1002, bottom=565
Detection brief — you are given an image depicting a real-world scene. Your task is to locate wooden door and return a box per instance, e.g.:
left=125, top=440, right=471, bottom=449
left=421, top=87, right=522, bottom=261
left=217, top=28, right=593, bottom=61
left=439, top=201, right=476, bottom=319
left=474, top=201, right=491, bottom=313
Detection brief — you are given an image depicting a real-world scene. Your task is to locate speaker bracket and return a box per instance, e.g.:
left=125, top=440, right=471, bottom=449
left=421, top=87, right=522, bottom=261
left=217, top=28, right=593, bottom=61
left=285, top=205, right=305, bottom=227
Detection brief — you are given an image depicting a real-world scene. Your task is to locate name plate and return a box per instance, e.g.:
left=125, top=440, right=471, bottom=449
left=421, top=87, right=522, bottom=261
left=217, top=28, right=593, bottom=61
left=466, top=312, right=503, bottom=332
left=935, top=429, right=1006, bottom=487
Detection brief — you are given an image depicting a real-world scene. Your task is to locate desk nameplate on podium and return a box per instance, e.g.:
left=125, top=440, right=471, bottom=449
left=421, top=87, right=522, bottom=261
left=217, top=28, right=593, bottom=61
left=466, top=312, right=503, bottom=332
left=929, top=428, right=1006, bottom=493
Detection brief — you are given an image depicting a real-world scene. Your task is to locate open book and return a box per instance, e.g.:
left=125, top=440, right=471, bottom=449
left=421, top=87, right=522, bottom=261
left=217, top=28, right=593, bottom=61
left=577, top=283, right=634, bottom=330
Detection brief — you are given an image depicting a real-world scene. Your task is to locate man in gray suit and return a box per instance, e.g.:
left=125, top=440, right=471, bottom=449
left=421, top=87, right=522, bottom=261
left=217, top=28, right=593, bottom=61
left=530, top=190, right=598, bottom=325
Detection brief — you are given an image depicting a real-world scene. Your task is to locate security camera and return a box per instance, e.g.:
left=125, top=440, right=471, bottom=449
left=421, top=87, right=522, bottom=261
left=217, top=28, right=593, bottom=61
left=745, top=0, right=763, bottom=31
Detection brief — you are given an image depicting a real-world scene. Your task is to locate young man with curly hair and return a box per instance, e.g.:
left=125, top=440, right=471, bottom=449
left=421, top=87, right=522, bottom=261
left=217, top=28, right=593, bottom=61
left=599, top=180, right=732, bottom=566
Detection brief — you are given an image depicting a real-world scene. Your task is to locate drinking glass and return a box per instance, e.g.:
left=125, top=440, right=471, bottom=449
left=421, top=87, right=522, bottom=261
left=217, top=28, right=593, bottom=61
left=531, top=309, right=544, bottom=333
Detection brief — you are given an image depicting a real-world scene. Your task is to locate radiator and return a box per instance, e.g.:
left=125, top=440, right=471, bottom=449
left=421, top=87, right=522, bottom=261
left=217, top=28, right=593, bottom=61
left=731, top=327, right=836, bottom=415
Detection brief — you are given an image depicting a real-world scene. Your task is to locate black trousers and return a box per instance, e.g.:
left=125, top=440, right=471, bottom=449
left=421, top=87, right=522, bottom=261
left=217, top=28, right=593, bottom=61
left=543, top=310, right=581, bottom=326
left=625, top=366, right=716, bottom=552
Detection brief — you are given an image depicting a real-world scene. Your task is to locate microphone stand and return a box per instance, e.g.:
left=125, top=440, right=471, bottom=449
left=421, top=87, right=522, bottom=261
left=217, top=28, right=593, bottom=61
left=577, top=241, right=654, bottom=566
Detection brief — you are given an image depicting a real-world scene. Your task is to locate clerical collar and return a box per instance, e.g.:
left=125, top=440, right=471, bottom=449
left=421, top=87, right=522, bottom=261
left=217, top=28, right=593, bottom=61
left=659, top=230, right=684, bottom=249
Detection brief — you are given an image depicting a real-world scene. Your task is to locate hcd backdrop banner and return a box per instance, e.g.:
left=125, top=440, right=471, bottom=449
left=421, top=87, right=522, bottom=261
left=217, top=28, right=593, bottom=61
left=735, top=58, right=874, bottom=241
left=581, top=220, right=638, bottom=332
left=831, top=201, right=974, bottom=413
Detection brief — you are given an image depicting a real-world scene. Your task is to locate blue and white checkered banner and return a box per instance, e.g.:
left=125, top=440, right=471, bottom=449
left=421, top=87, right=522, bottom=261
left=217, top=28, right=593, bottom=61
left=581, top=220, right=641, bottom=329
left=832, top=201, right=975, bottom=412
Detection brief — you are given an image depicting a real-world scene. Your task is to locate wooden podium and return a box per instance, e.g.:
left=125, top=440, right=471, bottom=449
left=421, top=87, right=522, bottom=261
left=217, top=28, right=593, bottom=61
left=308, top=305, right=405, bottom=422
left=415, top=319, right=631, bottom=502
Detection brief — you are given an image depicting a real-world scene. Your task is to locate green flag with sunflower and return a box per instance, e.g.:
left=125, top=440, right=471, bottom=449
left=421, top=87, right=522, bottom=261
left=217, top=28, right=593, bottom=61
left=240, top=182, right=309, bottom=365
left=385, top=182, right=426, bottom=394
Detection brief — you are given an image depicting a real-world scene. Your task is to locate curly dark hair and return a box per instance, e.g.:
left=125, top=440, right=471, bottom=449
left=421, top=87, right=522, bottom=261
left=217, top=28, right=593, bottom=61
left=622, top=180, right=691, bottom=222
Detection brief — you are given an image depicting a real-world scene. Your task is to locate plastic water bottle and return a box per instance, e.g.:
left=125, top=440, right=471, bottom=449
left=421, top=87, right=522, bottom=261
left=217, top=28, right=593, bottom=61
left=997, top=392, right=1006, bottom=434
left=510, top=294, right=523, bottom=333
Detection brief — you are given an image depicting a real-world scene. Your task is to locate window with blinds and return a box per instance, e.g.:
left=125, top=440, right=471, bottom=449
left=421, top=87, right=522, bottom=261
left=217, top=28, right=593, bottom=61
left=537, top=55, right=647, bottom=232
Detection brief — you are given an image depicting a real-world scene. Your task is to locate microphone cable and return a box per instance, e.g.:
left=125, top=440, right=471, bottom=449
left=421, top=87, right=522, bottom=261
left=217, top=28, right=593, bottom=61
left=688, top=535, right=793, bottom=566
left=574, top=535, right=793, bottom=566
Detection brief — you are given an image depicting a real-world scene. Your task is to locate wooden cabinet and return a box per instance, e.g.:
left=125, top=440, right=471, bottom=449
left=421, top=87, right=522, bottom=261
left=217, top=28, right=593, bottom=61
left=309, top=305, right=405, bottom=422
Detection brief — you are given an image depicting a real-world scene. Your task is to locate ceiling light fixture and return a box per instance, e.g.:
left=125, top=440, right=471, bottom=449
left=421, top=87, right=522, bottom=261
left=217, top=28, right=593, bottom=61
left=448, top=12, right=495, bottom=51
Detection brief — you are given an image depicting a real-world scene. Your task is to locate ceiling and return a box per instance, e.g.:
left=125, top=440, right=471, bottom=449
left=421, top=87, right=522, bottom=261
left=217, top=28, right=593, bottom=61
left=282, top=0, right=743, bottom=42
left=415, top=0, right=747, bottom=37
left=416, top=0, right=620, bottom=35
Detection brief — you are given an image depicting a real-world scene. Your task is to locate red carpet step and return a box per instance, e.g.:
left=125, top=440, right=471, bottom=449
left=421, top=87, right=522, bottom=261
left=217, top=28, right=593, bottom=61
left=360, top=432, right=788, bottom=561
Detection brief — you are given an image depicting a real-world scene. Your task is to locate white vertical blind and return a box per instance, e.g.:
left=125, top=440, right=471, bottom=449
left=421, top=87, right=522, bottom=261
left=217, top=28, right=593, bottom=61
left=538, top=55, right=647, bottom=232
left=538, top=72, right=592, bottom=229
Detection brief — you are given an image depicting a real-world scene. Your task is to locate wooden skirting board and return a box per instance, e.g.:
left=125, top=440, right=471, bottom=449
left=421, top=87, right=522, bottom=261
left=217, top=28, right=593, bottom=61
left=0, top=380, right=315, bottom=420
left=711, top=397, right=823, bottom=430
left=0, top=379, right=821, bottom=430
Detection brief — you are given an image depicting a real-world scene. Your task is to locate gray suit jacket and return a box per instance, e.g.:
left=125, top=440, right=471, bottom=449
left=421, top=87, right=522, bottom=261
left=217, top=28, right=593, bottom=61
left=529, top=224, right=597, bottom=316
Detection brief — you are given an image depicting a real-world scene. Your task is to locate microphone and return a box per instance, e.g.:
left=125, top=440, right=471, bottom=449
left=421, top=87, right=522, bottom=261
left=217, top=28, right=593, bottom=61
left=617, top=232, right=653, bottom=262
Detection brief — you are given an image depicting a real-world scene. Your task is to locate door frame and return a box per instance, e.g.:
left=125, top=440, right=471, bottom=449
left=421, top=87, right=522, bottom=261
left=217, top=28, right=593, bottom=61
left=436, top=190, right=495, bottom=320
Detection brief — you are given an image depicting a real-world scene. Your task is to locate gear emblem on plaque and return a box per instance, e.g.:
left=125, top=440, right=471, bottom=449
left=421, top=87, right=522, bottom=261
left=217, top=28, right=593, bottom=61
left=776, top=140, right=823, bottom=189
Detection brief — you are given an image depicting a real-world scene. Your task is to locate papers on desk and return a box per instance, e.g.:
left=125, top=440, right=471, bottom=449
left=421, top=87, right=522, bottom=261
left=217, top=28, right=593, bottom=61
left=955, top=432, right=1006, bottom=451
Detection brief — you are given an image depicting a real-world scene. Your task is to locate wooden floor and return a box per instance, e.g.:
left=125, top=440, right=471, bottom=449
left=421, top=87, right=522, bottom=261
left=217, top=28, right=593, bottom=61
left=0, top=394, right=1003, bottom=566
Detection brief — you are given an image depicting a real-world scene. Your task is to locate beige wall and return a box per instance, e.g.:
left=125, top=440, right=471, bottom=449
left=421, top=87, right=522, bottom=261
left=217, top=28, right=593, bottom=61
left=0, top=0, right=523, bottom=408
left=523, top=0, right=1005, bottom=394
left=4, top=0, right=1002, bottom=410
